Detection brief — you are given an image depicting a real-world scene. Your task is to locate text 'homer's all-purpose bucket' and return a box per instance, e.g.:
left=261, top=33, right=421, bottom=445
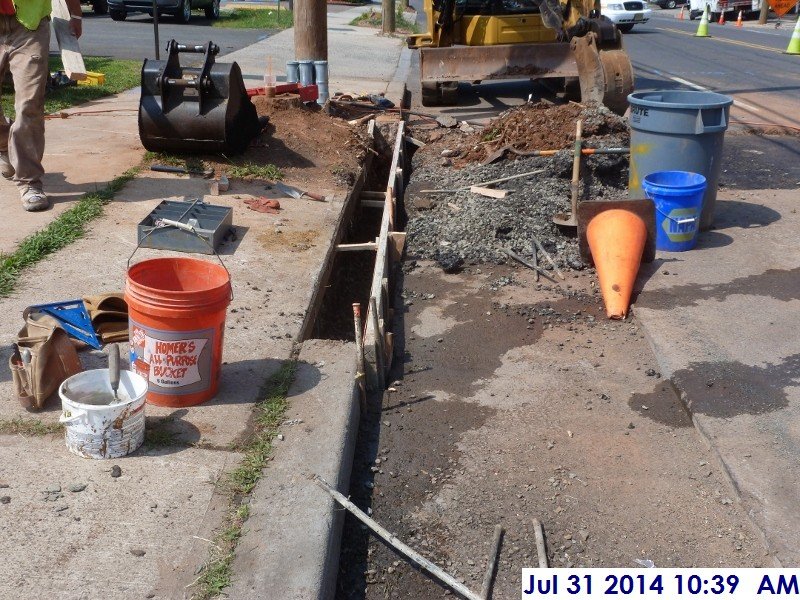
left=125, top=257, right=231, bottom=407
left=643, top=171, right=707, bottom=252
left=59, top=369, right=148, bottom=459
left=628, top=90, right=732, bottom=231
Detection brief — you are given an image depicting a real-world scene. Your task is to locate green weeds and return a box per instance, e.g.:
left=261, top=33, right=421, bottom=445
left=0, top=168, right=138, bottom=297
left=191, top=362, right=296, bottom=599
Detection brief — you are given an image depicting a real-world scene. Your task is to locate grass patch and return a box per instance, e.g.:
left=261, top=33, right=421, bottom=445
left=214, top=8, right=294, bottom=29
left=1, top=56, right=141, bottom=120
left=144, top=151, right=207, bottom=173
left=0, top=418, right=63, bottom=436
left=350, top=4, right=419, bottom=33
left=227, top=163, right=283, bottom=181
left=191, top=362, right=296, bottom=599
left=0, top=167, right=139, bottom=298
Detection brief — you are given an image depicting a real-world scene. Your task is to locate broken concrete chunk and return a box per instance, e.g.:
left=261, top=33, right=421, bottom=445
left=436, top=115, right=458, bottom=128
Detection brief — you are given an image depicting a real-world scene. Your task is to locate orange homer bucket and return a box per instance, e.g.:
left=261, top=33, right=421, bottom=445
left=125, top=257, right=231, bottom=408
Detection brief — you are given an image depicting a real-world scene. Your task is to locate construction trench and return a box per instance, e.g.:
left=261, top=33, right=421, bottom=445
left=333, top=103, right=778, bottom=598
left=1, top=66, right=796, bottom=598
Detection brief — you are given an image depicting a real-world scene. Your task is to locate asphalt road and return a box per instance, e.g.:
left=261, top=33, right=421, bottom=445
left=625, top=9, right=800, bottom=128
left=55, top=10, right=272, bottom=61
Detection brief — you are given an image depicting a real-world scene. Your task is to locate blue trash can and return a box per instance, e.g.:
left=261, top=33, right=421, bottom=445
left=643, top=171, right=707, bottom=252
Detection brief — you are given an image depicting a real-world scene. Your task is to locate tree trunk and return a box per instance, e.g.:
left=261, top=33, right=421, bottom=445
left=758, top=0, right=769, bottom=23
left=382, top=0, right=396, bottom=33
left=295, top=0, right=327, bottom=60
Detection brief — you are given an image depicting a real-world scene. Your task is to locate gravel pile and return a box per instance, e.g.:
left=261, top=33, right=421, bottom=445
left=405, top=102, right=630, bottom=273
left=406, top=149, right=628, bottom=273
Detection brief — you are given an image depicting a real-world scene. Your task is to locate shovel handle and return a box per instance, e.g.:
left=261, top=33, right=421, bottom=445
left=303, top=191, right=327, bottom=202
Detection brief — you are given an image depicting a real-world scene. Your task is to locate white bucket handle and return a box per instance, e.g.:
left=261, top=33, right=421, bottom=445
left=59, top=409, right=87, bottom=424
left=654, top=205, right=699, bottom=226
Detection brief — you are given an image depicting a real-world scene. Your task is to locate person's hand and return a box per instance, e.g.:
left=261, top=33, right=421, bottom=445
left=70, top=16, right=82, bottom=39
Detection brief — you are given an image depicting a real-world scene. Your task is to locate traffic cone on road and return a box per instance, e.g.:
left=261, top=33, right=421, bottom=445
left=695, top=6, right=710, bottom=36
left=786, top=17, right=800, bottom=54
left=677, top=5, right=685, bottom=19
left=718, top=10, right=726, bottom=24
left=736, top=10, right=743, bottom=26
left=587, top=209, right=647, bottom=319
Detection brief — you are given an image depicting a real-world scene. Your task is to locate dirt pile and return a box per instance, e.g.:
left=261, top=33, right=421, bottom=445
left=405, top=102, right=631, bottom=273
left=456, top=102, right=629, bottom=166
left=244, top=98, right=370, bottom=189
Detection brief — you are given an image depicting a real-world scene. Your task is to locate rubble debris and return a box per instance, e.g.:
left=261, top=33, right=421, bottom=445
left=110, top=465, right=122, bottom=478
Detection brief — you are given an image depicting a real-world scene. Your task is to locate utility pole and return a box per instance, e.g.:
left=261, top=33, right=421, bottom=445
left=758, top=0, right=769, bottom=23
left=382, top=0, right=396, bottom=33
left=294, top=0, right=327, bottom=60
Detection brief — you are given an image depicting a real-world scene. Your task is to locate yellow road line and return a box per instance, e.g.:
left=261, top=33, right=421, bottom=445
left=655, top=26, right=783, bottom=53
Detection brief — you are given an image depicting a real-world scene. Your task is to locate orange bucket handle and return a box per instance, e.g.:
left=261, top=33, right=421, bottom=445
left=129, top=221, right=234, bottom=301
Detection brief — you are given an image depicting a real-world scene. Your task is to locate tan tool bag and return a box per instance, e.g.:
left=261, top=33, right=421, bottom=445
left=10, top=312, right=82, bottom=411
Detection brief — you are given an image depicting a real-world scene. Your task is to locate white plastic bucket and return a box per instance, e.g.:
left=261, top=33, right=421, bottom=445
left=59, top=369, right=148, bottom=459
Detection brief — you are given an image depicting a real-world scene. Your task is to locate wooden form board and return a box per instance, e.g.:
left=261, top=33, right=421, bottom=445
left=51, top=0, right=86, bottom=81
left=364, top=120, right=406, bottom=392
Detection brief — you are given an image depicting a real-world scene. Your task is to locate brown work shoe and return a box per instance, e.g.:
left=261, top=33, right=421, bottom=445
left=0, top=152, right=13, bottom=180
left=20, top=186, right=51, bottom=212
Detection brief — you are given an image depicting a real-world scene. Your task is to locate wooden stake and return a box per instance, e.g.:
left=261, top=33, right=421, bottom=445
left=480, top=525, right=504, bottom=599
left=532, top=518, right=549, bottom=568
left=314, top=475, right=485, bottom=600
left=530, top=235, right=566, bottom=280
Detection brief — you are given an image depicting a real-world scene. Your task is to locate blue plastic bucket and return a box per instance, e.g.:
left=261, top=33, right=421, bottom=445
left=642, top=171, right=707, bottom=252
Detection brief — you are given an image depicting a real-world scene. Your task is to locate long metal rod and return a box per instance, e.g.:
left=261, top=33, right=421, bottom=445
left=352, top=303, right=366, bottom=413
left=420, top=169, right=546, bottom=194
left=531, top=235, right=566, bottom=281
left=532, top=519, right=549, bottom=568
left=313, top=476, right=484, bottom=600
left=480, top=525, right=504, bottom=599
left=152, top=0, right=160, bottom=59
left=503, top=249, right=557, bottom=283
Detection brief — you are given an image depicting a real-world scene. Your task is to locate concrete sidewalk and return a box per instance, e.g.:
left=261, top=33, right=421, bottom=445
left=223, top=3, right=404, bottom=94
left=0, top=5, right=403, bottom=256
left=0, top=9, right=405, bottom=600
left=635, top=188, right=800, bottom=566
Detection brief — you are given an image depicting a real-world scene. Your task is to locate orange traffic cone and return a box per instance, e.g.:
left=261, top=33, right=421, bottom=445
left=587, top=209, right=647, bottom=319
left=677, top=5, right=685, bottom=19
left=718, top=11, right=725, bottom=24
left=736, top=10, right=743, bottom=26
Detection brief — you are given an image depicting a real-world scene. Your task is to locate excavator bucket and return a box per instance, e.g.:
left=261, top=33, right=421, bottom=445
left=139, top=40, right=262, bottom=154
left=571, top=30, right=634, bottom=116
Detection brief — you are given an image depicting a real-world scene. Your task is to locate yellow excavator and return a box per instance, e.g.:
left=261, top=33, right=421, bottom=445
left=407, top=0, right=634, bottom=114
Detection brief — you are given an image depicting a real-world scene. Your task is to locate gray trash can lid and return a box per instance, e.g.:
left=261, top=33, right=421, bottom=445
left=628, top=90, right=733, bottom=110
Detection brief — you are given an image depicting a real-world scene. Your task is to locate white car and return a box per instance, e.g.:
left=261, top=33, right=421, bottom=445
left=600, top=0, right=652, bottom=32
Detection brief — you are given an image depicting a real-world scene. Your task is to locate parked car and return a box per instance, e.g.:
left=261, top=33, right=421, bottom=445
left=84, top=0, right=108, bottom=14
left=652, top=0, right=687, bottom=9
left=600, top=0, right=652, bottom=31
left=106, top=0, right=220, bottom=22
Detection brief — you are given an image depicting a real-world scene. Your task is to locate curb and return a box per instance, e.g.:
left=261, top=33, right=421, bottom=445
left=228, top=340, right=361, bottom=599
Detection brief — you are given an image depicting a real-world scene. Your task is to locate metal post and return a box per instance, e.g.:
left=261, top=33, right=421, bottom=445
left=152, top=0, right=160, bottom=59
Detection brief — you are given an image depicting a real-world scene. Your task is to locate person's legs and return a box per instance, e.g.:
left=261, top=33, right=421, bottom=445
left=0, top=16, right=13, bottom=179
left=7, top=16, right=49, bottom=208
